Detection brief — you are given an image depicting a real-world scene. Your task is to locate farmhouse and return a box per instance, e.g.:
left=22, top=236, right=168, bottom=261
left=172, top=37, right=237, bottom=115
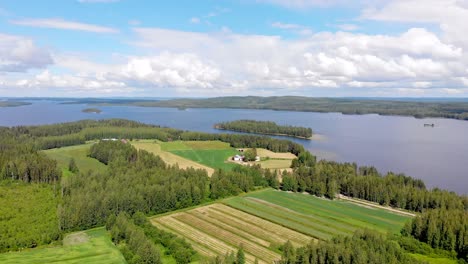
left=233, top=155, right=243, bottom=161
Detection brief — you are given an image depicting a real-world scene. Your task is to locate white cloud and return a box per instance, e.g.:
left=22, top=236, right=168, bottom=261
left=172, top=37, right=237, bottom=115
left=190, top=17, right=200, bottom=24
left=0, top=33, right=53, bottom=72
left=362, top=0, right=468, bottom=47
left=10, top=18, right=119, bottom=33
left=127, top=26, right=468, bottom=94
left=4, top=18, right=468, bottom=96
left=121, top=52, right=222, bottom=90
left=272, top=22, right=313, bottom=35
left=336, top=24, right=359, bottom=31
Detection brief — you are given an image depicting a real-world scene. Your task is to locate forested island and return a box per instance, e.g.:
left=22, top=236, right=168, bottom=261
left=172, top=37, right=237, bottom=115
left=81, top=108, right=102, bottom=114
left=59, top=96, right=468, bottom=120
left=0, top=101, right=31, bottom=107
left=215, top=120, right=313, bottom=139
left=0, top=119, right=467, bottom=263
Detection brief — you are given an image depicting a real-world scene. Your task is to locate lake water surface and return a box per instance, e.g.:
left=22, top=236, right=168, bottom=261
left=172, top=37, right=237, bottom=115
left=1, top=100, right=467, bottom=194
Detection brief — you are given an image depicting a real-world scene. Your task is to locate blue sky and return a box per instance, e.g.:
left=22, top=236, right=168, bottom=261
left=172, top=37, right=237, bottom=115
left=0, top=0, right=467, bottom=97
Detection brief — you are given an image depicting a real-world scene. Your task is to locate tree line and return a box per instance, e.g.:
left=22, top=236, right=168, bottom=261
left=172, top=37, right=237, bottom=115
left=279, top=229, right=424, bottom=264
left=283, top=156, right=467, bottom=212
left=215, top=120, right=312, bottom=139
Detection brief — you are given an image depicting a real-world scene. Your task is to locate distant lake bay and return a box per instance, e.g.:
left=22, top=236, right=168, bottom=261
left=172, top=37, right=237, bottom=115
left=1, top=100, right=467, bottom=194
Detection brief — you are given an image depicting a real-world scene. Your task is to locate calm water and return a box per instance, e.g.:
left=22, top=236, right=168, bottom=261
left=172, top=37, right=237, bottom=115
left=1, top=100, right=467, bottom=194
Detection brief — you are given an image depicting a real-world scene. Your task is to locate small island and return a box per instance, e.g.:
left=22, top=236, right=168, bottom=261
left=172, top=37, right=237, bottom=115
left=82, top=108, right=102, bottom=114
left=214, top=119, right=313, bottom=139
left=0, top=101, right=31, bottom=107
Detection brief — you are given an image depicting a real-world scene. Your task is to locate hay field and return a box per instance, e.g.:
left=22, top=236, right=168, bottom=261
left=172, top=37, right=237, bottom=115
left=152, top=204, right=314, bottom=264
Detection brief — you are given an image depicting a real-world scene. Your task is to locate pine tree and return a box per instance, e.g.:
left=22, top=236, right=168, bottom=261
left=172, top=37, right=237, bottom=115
left=68, top=158, right=79, bottom=173
left=236, top=244, right=245, bottom=264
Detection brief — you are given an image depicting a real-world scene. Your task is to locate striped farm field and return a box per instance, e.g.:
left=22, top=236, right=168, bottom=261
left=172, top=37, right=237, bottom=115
left=151, top=204, right=314, bottom=264
left=224, top=189, right=412, bottom=241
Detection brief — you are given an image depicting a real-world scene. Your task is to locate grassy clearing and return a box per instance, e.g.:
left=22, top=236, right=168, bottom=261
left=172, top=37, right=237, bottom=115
left=152, top=204, right=313, bottom=264
left=43, top=144, right=107, bottom=174
left=0, top=228, right=126, bottom=264
left=256, top=159, right=292, bottom=169
left=158, top=140, right=241, bottom=171
left=224, top=189, right=411, bottom=240
left=255, top=148, right=296, bottom=160
left=171, top=149, right=240, bottom=171
left=131, top=140, right=214, bottom=176
left=409, top=254, right=458, bottom=264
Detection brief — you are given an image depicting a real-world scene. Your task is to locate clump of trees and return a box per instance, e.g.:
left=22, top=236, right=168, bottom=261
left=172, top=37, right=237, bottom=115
left=206, top=245, right=246, bottom=264
left=279, top=229, right=423, bottom=264
left=215, top=120, right=312, bottom=139
left=402, top=209, right=468, bottom=261
left=107, top=212, right=161, bottom=264
left=243, top=148, right=257, bottom=162
left=60, top=142, right=209, bottom=231
left=131, top=212, right=196, bottom=264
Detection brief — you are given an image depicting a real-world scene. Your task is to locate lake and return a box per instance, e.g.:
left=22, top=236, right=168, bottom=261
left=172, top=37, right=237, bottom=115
left=1, top=100, right=467, bottom=194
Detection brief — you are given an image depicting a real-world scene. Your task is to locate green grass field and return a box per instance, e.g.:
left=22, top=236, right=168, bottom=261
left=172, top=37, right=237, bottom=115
left=43, top=143, right=107, bottom=175
left=132, top=140, right=215, bottom=175
left=224, top=189, right=411, bottom=240
left=160, top=141, right=241, bottom=171
left=0, top=228, right=126, bottom=264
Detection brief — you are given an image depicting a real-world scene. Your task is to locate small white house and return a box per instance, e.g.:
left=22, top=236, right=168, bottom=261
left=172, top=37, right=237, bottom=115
left=233, top=155, right=243, bottom=161
left=255, top=156, right=261, bottom=162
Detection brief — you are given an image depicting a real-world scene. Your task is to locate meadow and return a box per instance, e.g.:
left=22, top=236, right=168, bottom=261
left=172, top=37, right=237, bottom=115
left=161, top=140, right=241, bottom=171
left=224, top=189, right=411, bottom=240
left=131, top=140, right=215, bottom=175
left=0, top=228, right=126, bottom=264
left=152, top=203, right=313, bottom=264
left=43, top=143, right=107, bottom=175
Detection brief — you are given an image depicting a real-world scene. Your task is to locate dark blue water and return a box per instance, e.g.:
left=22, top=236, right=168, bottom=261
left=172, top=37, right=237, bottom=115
left=1, top=100, right=467, bottom=194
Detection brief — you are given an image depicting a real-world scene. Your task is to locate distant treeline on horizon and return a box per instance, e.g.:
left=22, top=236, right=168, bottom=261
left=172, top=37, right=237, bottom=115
left=6, top=96, right=468, bottom=120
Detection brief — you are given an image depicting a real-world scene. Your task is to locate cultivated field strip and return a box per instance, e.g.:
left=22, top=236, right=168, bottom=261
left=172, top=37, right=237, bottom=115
left=152, top=204, right=314, bottom=263
left=250, top=190, right=409, bottom=233
left=245, top=197, right=357, bottom=233
left=173, top=213, right=280, bottom=263
left=224, top=189, right=411, bottom=239
left=187, top=210, right=271, bottom=248
left=225, top=198, right=336, bottom=240
left=153, top=215, right=262, bottom=264
left=210, top=204, right=313, bottom=245
left=193, top=206, right=305, bottom=248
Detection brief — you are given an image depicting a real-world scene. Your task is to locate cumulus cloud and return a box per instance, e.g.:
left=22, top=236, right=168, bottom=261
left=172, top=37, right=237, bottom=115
left=362, top=0, right=468, bottom=47
left=0, top=33, right=53, bottom=72
left=5, top=24, right=467, bottom=96
left=127, top=26, right=467, bottom=95
left=10, top=18, right=119, bottom=33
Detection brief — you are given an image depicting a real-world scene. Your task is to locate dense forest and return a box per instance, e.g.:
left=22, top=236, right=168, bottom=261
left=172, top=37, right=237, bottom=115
left=0, top=119, right=467, bottom=263
left=63, top=96, right=468, bottom=120
left=215, top=120, right=313, bottom=139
